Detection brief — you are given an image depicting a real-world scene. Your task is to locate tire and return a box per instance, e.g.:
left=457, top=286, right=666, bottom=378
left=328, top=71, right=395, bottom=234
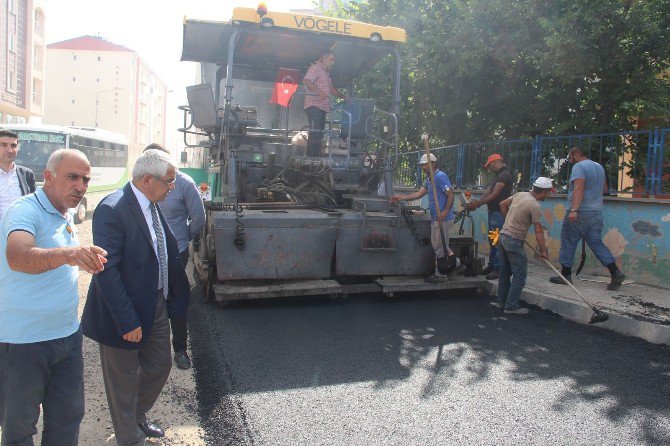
left=73, top=200, right=87, bottom=224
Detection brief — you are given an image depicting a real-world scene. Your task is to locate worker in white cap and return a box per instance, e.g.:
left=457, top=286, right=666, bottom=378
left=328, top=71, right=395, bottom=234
left=494, top=177, right=554, bottom=314
left=389, top=153, right=459, bottom=282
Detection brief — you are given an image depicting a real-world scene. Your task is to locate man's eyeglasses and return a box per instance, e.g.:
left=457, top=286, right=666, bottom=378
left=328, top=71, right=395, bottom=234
left=153, top=176, right=176, bottom=185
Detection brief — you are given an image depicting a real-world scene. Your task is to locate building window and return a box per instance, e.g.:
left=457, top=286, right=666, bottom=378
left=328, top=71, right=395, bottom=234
left=33, top=44, right=43, bottom=71
left=73, top=54, right=77, bottom=60
left=96, top=78, right=100, bottom=82
left=71, top=99, right=76, bottom=104
left=6, top=56, right=17, bottom=93
left=71, top=122, right=75, bottom=126
left=32, top=79, right=42, bottom=104
left=34, top=10, right=45, bottom=36
left=97, top=56, right=101, bottom=61
left=73, top=77, right=76, bottom=82
left=8, top=34, right=16, bottom=53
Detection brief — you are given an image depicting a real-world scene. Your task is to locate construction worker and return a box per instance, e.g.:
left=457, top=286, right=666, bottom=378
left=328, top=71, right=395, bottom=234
left=465, top=153, right=514, bottom=280
left=550, top=146, right=625, bottom=290
left=495, top=177, right=553, bottom=314
left=390, top=153, right=458, bottom=282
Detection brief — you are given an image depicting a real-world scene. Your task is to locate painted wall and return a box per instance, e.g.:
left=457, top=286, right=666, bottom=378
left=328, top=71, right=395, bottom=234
left=459, top=192, right=670, bottom=288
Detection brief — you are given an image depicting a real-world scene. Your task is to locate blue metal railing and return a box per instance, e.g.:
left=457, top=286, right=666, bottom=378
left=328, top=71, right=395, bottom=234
left=393, top=128, right=669, bottom=197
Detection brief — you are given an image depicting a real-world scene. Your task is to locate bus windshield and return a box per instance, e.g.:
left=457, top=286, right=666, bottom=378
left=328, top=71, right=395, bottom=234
left=14, top=131, right=67, bottom=180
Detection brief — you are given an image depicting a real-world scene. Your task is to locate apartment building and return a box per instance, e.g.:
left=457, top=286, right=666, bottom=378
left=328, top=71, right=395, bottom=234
left=0, top=0, right=47, bottom=124
left=43, top=35, right=167, bottom=162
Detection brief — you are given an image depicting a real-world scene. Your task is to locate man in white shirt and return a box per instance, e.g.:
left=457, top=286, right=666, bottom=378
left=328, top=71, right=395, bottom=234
left=0, top=130, right=36, bottom=221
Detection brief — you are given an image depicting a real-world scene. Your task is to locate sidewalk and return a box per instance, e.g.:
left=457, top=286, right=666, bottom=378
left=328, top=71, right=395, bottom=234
left=488, top=262, right=670, bottom=346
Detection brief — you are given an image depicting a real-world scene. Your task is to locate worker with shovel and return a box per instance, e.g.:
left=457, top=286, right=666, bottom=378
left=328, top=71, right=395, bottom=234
left=390, top=152, right=458, bottom=282
left=493, top=177, right=553, bottom=314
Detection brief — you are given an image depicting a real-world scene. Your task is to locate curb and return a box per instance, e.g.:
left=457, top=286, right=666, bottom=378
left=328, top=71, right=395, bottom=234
left=490, top=282, right=670, bottom=346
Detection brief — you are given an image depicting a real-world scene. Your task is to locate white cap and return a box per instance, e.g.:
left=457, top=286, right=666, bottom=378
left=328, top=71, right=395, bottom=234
left=532, top=176, right=556, bottom=192
left=418, top=153, right=437, bottom=165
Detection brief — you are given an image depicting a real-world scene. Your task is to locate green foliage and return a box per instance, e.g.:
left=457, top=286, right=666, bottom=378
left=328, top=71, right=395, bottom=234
left=329, top=0, right=670, bottom=149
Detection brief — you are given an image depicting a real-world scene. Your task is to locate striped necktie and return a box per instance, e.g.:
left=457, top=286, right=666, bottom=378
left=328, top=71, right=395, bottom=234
left=150, top=203, right=168, bottom=299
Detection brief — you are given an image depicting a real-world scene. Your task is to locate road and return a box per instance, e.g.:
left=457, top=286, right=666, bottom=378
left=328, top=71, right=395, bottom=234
left=186, top=280, right=670, bottom=446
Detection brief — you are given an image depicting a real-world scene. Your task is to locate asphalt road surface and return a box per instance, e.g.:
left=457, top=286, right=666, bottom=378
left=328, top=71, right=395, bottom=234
left=187, top=282, right=670, bottom=446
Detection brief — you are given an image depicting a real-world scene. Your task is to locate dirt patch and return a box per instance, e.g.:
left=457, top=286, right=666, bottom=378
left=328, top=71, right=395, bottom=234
left=608, top=294, right=670, bottom=326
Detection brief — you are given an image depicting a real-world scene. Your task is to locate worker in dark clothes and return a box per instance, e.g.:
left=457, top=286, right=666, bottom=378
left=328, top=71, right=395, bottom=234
left=465, top=154, right=513, bottom=280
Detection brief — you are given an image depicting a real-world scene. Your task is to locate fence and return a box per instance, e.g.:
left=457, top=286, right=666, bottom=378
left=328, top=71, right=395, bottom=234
left=394, top=128, right=670, bottom=197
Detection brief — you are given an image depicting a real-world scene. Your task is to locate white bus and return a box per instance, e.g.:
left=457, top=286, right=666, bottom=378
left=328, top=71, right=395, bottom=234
left=0, top=124, right=129, bottom=223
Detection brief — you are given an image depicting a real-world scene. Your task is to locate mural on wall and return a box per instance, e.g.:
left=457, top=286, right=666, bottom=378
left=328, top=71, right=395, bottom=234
left=632, top=221, right=661, bottom=237
left=463, top=194, right=669, bottom=288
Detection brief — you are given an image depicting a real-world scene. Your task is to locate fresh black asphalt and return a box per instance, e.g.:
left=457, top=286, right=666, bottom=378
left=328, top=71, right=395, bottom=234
left=187, top=284, right=670, bottom=446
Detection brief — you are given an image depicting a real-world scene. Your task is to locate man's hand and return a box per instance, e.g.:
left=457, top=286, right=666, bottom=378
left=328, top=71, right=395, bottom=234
left=464, top=200, right=479, bottom=211
left=67, top=245, right=108, bottom=274
left=123, top=326, right=142, bottom=343
left=437, top=210, right=447, bottom=222
left=538, top=248, right=549, bottom=260
left=568, top=210, right=578, bottom=223
left=389, top=195, right=402, bottom=204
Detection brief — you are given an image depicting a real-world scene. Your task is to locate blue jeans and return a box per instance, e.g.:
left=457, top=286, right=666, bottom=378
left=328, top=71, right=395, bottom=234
left=487, top=211, right=504, bottom=270
left=497, top=234, right=527, bottom=310
left=0, top=329, right=84, bottom=446
left=558, top=210, right=615, bottom=268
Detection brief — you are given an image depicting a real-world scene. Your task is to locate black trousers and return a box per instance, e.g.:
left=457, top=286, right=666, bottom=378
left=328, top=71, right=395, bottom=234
left=169, top=249, right=190, bottom=352
left=305, top=106, right=326, bottom=157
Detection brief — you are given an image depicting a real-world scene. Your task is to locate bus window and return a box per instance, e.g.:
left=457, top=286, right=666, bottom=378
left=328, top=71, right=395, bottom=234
left=14, top=131, right=67, bottom=180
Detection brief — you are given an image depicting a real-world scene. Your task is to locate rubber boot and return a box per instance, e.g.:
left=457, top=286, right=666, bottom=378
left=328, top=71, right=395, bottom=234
left=607, top=269, right=626, bottom=291
left=549, top=274, right=572, bottom=285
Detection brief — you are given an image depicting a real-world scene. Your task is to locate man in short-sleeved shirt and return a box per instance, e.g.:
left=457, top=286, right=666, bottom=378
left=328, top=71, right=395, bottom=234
left=495, top=177, right=552, bottom=314
left=390, top=153, right=458, bottom=281
left=0, top=149, right=106, bottom=445
left=550, top=146, right=625, bottom=290
left=302, top=49, right=348, bottom=157
left=465, top=153, right=514, bottom=279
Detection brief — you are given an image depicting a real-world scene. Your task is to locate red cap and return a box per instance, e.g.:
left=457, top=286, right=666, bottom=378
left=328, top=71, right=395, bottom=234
left=484, top=153, right=503, bottom=168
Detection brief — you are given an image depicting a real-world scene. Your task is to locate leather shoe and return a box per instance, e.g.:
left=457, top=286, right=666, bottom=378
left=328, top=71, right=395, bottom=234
left=138, top=421, right=165, bottom=438
left=174, top=350, right=191, bottom=370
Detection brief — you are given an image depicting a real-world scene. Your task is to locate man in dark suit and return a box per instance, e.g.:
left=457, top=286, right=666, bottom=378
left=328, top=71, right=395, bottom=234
left=82, top=149, right=190, bottom=446
left=0, top=130, right=36, bottom=222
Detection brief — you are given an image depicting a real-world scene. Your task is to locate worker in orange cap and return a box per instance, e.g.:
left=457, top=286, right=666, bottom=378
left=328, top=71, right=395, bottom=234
left=465, top=154, right=513, bottom=280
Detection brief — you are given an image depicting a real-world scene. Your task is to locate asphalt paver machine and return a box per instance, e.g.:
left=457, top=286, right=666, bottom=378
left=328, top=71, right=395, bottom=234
left=179, top=6, right=488, bottom=302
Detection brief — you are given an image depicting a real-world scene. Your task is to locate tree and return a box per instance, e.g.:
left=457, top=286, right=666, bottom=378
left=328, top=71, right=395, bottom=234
left=330, top=0, right=670, bottom=148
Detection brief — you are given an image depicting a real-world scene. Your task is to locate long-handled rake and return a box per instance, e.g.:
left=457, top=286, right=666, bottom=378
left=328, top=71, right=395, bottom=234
left=522, top=239, right=609, bottom=324
left=489, top=229, right=609, bottom=324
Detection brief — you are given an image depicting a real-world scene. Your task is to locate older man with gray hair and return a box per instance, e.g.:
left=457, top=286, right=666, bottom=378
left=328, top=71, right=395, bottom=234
left=1, top=148, right=107, bottom=445
left=142, top=143, right=204, bottom=370
left=82, top=149, right=191, bottom=445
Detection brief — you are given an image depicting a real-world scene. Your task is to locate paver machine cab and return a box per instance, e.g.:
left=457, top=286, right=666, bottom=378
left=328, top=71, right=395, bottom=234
left=179, top=6, right=488, bottom=302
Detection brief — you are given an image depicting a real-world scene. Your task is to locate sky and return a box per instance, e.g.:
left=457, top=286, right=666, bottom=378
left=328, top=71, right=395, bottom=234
left=45, top=0, right=318, bottom=149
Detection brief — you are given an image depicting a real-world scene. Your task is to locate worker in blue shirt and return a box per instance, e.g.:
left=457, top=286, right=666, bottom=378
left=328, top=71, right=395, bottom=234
left=390, top=153, right=458, bottom=282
